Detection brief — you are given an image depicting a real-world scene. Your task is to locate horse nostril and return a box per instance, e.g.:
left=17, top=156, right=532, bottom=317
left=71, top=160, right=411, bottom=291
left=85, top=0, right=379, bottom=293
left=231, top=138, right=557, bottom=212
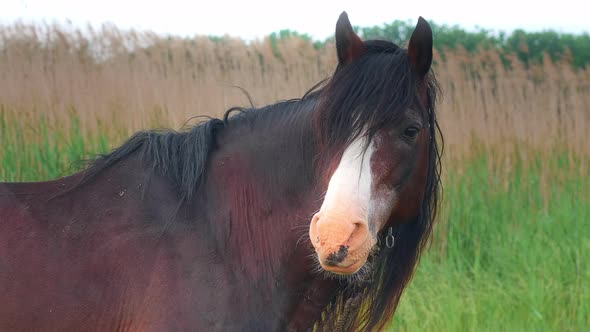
left=310, top=213, right=321, bottom=246
left=325, top=245, right=349, bottom=266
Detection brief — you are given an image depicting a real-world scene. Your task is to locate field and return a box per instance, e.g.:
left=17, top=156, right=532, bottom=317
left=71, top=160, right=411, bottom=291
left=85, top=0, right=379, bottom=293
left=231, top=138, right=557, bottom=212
left=1, top=24, right=589, bottom=330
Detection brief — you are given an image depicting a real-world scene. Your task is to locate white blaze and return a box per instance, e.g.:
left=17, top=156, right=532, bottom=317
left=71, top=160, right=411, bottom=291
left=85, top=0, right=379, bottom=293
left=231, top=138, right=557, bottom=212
left=320, top=136, right=374, bottom=221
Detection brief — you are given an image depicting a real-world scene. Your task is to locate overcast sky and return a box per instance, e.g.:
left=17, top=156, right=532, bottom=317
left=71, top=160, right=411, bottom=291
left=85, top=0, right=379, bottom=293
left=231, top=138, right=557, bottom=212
left=2, top=0, right=588, bottom=40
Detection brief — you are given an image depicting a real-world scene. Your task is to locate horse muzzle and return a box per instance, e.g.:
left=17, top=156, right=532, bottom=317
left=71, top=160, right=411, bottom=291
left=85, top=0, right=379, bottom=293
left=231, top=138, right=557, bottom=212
left=309, top=211, right=375, bottom=275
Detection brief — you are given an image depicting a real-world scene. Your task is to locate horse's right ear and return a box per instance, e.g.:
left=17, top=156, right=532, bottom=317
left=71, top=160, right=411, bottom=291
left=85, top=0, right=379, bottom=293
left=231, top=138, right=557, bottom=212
left=335, top=11, right=366, bottom=66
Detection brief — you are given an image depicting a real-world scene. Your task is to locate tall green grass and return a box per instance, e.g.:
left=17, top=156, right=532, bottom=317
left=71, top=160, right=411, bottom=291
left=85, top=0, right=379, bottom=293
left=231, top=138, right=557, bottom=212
left=0, top=108, right=111, bottom=182
left=392, top=153, right=589, bottom=331
left=1, top=113, right=588, bottom=331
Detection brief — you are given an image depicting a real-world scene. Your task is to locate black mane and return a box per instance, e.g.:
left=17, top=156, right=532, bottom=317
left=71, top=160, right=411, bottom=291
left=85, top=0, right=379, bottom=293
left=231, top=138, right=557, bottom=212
left=78, top=118, right=223, bottom=201
left=78, top=89, right=322, bottom=202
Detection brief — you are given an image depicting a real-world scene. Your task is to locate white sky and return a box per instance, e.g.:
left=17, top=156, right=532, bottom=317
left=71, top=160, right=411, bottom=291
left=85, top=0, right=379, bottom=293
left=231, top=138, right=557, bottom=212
left=1, top=0, right=588, bottom=40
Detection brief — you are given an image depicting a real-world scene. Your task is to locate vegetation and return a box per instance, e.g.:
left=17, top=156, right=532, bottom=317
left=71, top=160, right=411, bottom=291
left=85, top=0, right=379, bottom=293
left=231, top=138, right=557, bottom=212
left=392, top=153, right=589, bottom=331
left=1, top=23, right=588, bottom=331
left=357, top=20, right=590, bottom=69
left=243, top=21, right=590, bottom=69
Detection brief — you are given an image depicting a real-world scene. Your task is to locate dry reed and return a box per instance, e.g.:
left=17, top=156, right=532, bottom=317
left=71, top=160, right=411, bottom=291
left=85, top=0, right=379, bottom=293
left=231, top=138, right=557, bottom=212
left=1, top=22, right=588, bottom=166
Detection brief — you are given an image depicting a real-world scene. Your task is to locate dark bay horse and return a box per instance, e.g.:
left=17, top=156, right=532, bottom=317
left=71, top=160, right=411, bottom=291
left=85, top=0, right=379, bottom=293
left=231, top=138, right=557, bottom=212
left=0, top=12, right=441, bottom=331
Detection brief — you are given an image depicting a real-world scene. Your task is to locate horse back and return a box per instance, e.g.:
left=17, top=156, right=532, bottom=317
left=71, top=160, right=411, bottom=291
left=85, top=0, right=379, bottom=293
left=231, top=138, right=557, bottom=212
left=0, top=163, right=199, bottom=331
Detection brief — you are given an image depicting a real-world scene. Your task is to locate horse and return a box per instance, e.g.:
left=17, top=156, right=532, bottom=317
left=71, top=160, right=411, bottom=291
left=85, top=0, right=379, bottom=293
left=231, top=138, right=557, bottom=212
left=0, top=12, right=441, bottom=331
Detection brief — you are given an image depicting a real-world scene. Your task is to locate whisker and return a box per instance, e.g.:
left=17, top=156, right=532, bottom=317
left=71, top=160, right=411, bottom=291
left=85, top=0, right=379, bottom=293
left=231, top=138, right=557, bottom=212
left=295, top=232, right=310, bottom=248
left=290, top=224, right=310, bottom=231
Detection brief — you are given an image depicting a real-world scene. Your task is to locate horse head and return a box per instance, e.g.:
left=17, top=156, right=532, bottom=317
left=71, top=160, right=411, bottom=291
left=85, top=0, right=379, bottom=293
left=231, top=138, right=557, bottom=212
left=310, top=12, right=438, bottom=280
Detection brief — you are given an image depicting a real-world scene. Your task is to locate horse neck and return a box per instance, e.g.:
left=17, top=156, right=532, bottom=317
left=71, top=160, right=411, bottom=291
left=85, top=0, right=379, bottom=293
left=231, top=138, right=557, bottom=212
left=195, top=99, right=341, bottom=326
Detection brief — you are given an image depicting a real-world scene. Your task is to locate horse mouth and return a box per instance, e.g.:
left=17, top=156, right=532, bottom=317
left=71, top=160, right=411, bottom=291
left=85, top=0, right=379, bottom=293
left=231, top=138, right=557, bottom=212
left=319, top=258, right=366, bottom=275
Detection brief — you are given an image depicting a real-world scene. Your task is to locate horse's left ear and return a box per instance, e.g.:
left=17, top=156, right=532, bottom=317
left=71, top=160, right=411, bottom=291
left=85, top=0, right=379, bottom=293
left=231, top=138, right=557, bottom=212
left=335, top=11, right=367, bottom=66
left=408, top=17, right=433, bottom=78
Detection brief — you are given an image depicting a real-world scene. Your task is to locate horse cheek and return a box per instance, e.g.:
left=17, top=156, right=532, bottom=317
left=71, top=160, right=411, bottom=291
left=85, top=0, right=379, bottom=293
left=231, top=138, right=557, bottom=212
left=391, top=135, right=429, bottom=223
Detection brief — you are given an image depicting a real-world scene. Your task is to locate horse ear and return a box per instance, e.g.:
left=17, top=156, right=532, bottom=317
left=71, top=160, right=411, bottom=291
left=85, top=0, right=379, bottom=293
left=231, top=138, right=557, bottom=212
left=408, top=16, right=433, bottom=78
left=335, top=11, right=366, bottom=65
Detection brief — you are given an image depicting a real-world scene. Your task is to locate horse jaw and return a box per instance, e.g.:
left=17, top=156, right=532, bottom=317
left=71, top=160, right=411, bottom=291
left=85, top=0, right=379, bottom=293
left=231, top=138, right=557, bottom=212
left=309, top=134, right=396, bottom=275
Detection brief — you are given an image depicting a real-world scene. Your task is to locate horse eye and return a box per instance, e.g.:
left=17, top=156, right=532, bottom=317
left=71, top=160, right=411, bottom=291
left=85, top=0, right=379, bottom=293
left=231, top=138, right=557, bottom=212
left=403, top=126, right=420, bottom=139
